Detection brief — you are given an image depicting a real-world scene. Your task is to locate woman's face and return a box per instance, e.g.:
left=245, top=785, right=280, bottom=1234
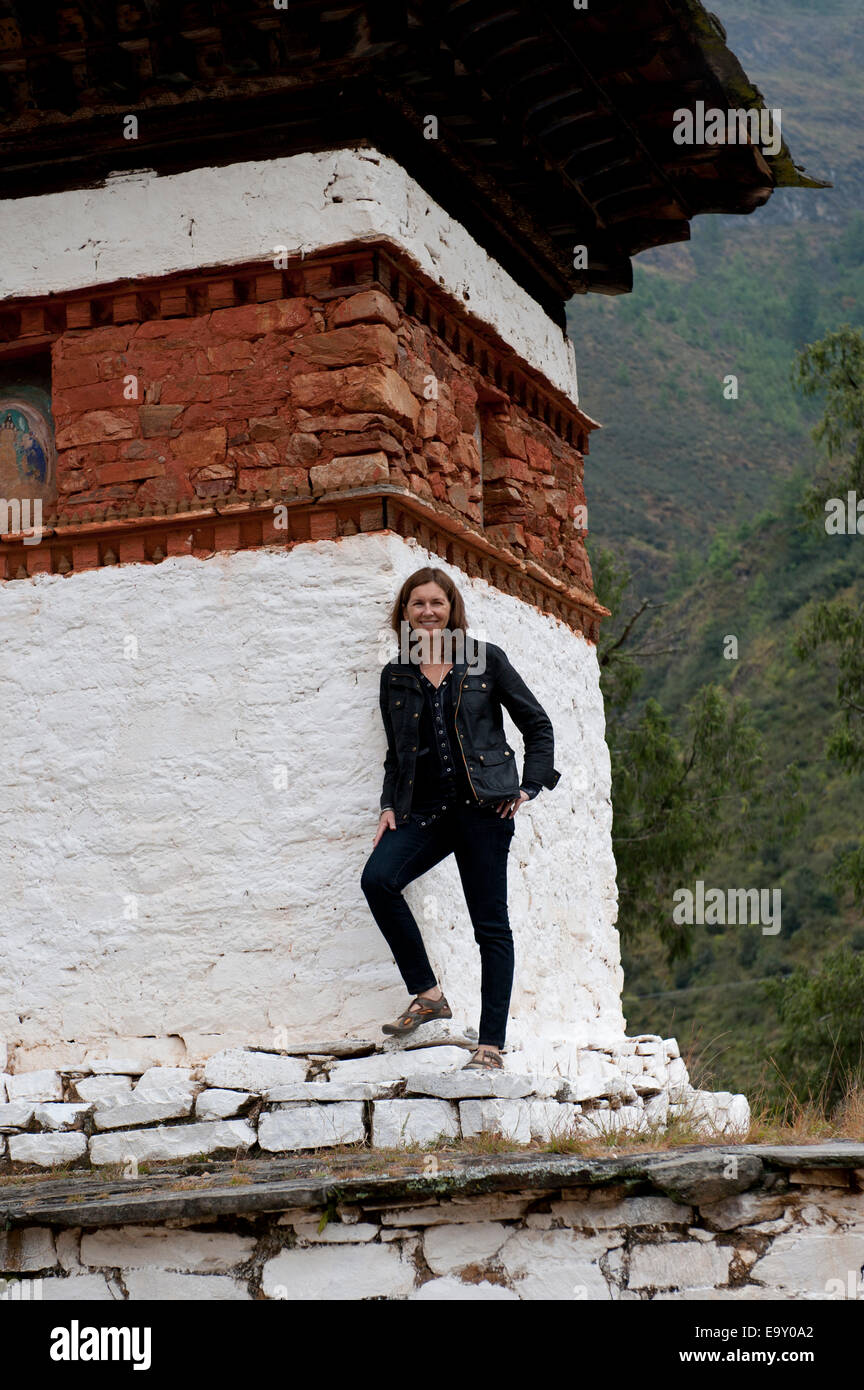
left=403, top=582, right=451, bottom=633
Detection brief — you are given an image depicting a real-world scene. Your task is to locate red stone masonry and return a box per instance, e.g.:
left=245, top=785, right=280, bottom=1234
left=50, top=286, right=593, bottom=592
left=1, top=247, right=605, bottom=634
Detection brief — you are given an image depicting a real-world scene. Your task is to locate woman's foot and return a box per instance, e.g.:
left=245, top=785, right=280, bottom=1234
left=382, top=987, right=452, bottom=1036
left=462, top=1045, right=504, bottom=1070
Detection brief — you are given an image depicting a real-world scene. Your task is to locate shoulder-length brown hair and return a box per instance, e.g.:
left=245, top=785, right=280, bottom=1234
left=389, top=567, right=468, bottom=636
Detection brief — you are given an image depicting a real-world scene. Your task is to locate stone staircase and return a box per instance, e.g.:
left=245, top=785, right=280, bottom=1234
left=0, top=1029, right=749, bottom=1169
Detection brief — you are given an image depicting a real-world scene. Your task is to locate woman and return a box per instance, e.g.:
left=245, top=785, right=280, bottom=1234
left=360, top=566, right=560, bottom=1071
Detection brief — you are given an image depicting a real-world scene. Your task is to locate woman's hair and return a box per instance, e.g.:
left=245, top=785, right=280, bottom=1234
left=389, top=566, right=468, bottom=635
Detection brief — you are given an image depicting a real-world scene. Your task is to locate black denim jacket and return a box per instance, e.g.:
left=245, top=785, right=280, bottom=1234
left=377, top=638, right=561, bottom=824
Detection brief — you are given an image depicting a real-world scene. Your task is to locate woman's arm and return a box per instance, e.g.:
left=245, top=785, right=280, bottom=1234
left=490, top=644, right=561, bottom=791
left=378, top=664, right=401, bottom=812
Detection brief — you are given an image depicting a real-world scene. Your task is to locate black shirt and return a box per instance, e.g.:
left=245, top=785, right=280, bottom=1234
left=381, top=666, right=542, bottom=814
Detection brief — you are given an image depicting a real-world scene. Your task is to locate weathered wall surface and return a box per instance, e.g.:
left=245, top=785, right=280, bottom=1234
left=2, top=1148, right=862, bottom=1301
left=2, top=148, right=580, bottom=405
left=0, top=532, right=621, bottom=1055
left=49, top=284, right=591, bottom=593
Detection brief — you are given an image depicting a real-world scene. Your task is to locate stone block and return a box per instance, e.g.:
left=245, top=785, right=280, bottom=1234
left=331, top=290, right=400, bottom=330
left=496, top=1229, right=619, bottom=1301
left=371, top=1100, right=459, bottom=1147
left=89, top=1119, right=256, bottom=1165
left=80, top=1226, right=254, bottom=1272
left=411, top=1276, right=518, bottom=1300
left=459, top=1099, right=531, bottom=1144
left=0, top=1228, right=58, bottom=1273
left=73, top=1075, right=134, bottom=1106
left=5, top=1069, right=63, bottom=1103
left=124, top=1271, right=250, bottom=1299
left=628, top=1239, right=732, bottom=1291
left=195, top=1088, right=254, bottom=1119
left=262, top=1244, right=416, bottom=1300
left=749, top=1231, right=864, bottom=1293
left=203, top=1048, right=307, bottom=1092
left=550, top=1196, right=692, bottom=1230
left=328, top=1046, right=468, bottom=1085
left=0, top=1103, right=35, bottom=1132
left=402, top=1071, right=534, bottom=1100
left=258, top=1102, right=365, bottom=1152
left=309, top=450, right=389, bottom=492
left=92, top=1098, right=194, bottom=1130
left=8, top=1132, right=88, bottom=1167
left=288, top=1220, right=379, bottom=1244
left=40, top=1275, right=116, bottom=1300
left=527, top=1100, right=582, bottom=1142
left=33, top=1103, right=94, bottom=1131
left=423, top=1221, right=510, bottom=1275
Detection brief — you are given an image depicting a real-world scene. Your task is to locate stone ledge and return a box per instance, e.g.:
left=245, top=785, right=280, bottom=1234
left=2, top=1143, right=863, bottom=1232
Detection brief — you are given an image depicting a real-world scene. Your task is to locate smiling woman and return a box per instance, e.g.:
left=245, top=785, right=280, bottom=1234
left=359, top=565, right=560, bottom=1071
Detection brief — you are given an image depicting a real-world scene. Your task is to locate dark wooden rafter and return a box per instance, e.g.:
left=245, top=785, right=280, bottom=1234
left=0, top=0, right=826, bottom=314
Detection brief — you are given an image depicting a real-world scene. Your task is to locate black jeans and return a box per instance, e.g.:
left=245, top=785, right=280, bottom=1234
left=360, top=800, right=516, bottom=1048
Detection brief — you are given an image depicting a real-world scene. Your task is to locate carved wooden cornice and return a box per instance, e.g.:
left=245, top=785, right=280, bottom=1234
left=0, top=485, right=608, bottom=641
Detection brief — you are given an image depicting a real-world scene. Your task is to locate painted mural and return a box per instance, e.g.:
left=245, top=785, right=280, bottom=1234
left=0, top=387, right=55, bottom=504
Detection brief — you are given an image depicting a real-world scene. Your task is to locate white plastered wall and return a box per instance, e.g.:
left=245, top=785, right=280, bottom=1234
left=0, top=532, right=624, bottom=1054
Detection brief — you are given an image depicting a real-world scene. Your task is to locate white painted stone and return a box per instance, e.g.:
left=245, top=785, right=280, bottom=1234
left=124, top=1271, right=250, bottom=1299
left=0, top=536, right=622, bottom=1057
left=7, top=1132, right=88, bottom=1166
left=80, top=1226, right=254, bottom=1271
left=0, top=1103, right=35, bottom=1131
left=423, top=1221, right=510, bottom=1275
left=288, top=1220, right=379, bottom=1244
left=749, top=1232, right=864, bottom=1293
left=2, top=150, right=579, bottom=405
left=89, top=1119, right=256, bottom=1165
left=56, top=1230, right=82, bottom=1272
left=92, top=1098, right=194, bottom=1130
left=459, top=1099, right=532, bottom=1144
left=0, top=1071, right=7, bottom=1101
left=411, top=1276, right=518, bottom=1300
left=5, top=1070, right=63, bottom=1103
left=632, top=1073, right=666, bottom=1095
left=203, top=1049, right=307, bottom=1092
left=579, top=1105, right=648, bottom=1137
left=195, top=1088, right=253, bottom=1119
left=497, top=1229, right=620, bottom=1300
left=558, top=1052, right=623, bottom=1103
left=33, top=1103, right=94, bottom=1130
left=403, top=1071, right=535, bottom=1100
left=40, top=1275, right=118, bottom=1300
left=550, top=1196, right=692, bottom=1230
left=262, top=1244, right=416, bottom=1300
left=0, top=1228, right=57, bottom=1273
left=380, top=1195, right=532, bottom=1227
left=643, top=1093, right=670, bottom=1126
left=327, top=1047, right=469, bottom=1085
left=527, top=1100, right=582, bottom=1142
left=371, top=1100, right=459, bottom=1147
left=264, top=1081, right=386, bottom=1102
left=85, top=1058, right=152, bottom=1075
left=258, top=1103, right=365, bottom=1152
left=132, top=1067, right=196, bottom=1097
left=663, top=1039, right=680, bottom=1059
left=73, top=1075, right=134, bottom=1106
left=628, top=1240, right=732, bottom=1291
left=0, top=1042, right=6, bottom=1071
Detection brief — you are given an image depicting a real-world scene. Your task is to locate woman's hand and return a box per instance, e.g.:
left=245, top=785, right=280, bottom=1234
left=496, top=791, right=530, bottom=819
left=373, top=809, right=397, bottom=847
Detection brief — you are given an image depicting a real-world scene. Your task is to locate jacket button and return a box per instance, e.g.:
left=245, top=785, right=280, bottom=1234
left=411, top=746, right=416, bottom=751
left=413, top=712, right=419, bottom=718
left=479, top=754, right=484, bottom=761
left=481, top=682, right=487, bottom=688
left=505, top=750, right=510, bottom=756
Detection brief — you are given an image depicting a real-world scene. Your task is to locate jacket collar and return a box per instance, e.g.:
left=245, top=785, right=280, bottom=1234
left=388, top=630, right=484, bottom=678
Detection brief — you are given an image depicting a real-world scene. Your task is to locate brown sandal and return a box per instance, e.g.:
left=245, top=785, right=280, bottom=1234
left=462, top=1046, right=504, bottom=1070
left=382, top=991, right=452, bottom=1036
